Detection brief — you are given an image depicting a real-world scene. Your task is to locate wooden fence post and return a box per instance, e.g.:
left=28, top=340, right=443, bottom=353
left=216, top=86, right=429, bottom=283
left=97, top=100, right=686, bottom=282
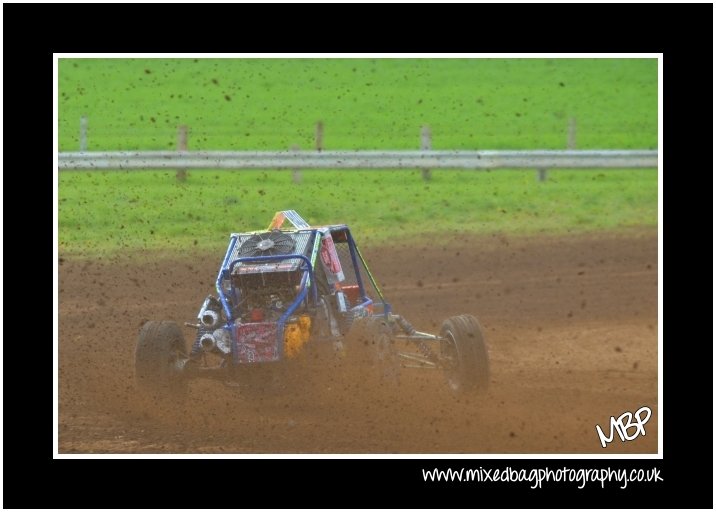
left=176, top=125, right=188, bottom=181
left=291, top=144, right=302, bottom=184
left=315, top=121, right=324, bottom=152
left=420, top=125, right=432, bottom=181
left=567, top=117, right=577, bottom=150
left=79, top=116, right=88, bottom=152
left=539, top=117, right=575, bottom=182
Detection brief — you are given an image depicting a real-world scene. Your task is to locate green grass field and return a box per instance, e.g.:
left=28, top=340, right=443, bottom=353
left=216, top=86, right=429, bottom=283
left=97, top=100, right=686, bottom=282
left=58, top=58, right=658, bottom=256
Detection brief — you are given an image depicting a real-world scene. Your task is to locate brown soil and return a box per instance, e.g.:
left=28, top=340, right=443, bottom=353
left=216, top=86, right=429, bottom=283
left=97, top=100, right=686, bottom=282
left=58, top=230, right=658, bottom=454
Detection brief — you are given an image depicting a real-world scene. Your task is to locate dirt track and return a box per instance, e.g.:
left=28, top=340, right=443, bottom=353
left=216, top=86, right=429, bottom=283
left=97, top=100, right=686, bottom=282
left=58, top=230, right=658, bottom=454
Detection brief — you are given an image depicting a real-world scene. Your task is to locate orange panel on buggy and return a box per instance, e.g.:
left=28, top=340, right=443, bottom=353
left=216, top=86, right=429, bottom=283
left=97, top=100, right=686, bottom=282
left=340, top=285, right=362, bottom=306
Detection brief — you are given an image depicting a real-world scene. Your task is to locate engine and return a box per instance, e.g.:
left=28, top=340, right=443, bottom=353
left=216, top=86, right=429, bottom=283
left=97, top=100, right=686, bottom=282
left=231, top=269, right=303, bottom=323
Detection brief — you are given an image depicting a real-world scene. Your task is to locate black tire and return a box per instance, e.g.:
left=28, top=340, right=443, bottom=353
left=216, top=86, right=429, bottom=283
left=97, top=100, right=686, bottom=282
left=136, top=320, right=189, bottom=404
left=440, top=314, right=489, bottom=393
left=346, top=316, right=400, bottom=385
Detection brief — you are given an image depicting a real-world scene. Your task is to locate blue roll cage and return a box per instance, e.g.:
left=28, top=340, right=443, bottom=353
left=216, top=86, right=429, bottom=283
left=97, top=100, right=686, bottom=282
left=212, top=226, right=390, bottom=364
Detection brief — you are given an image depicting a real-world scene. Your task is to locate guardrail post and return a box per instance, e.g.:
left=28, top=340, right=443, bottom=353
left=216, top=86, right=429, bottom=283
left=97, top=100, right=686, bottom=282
left=420, top=125, right=432, bottom=181
left=291, top=144, right=302, bottom=183
left=537, top=168, right=547, bottom=182
left=176, top=125, right=188, bottom=181
left=567, top=117, right=577, bottom=150
left=79, top=116, right=88, bottom=152
left=315, top=121, right=324, bottom=152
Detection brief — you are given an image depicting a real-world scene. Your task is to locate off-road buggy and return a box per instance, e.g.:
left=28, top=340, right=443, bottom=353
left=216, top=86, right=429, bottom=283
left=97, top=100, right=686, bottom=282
left=136, top=210, right=489, bottom=402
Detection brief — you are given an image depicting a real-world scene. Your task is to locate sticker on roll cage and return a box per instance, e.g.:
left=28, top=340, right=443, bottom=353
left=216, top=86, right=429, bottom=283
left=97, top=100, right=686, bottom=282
left=319, top=232, right=345, bottom=284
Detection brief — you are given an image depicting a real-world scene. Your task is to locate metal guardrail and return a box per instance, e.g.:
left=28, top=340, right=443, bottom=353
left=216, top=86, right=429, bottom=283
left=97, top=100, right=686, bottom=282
left=58, top=150, right=657, bottom=170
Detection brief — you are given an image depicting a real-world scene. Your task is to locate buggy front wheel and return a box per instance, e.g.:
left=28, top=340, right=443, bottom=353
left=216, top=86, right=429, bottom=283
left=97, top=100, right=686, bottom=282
left=346, top=316, right=400, bottom=385
left=440, top=315, right=489, bottom=393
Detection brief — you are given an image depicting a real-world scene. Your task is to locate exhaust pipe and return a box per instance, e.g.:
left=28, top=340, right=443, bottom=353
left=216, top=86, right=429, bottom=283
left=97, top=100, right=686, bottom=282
left=200, top=309, right=220, bottom=328
left=198, top=295, right=221, bottom=328
left=200, top=333, right=216, bottom=352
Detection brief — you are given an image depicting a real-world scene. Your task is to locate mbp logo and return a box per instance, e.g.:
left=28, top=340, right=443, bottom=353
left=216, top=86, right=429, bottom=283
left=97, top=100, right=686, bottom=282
left=595, top=406, right=652, bottom=448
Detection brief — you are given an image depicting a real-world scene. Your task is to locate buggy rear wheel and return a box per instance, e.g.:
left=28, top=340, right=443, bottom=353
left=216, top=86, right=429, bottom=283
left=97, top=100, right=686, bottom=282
left=440, top=314, right=489, bottom=393
left=346, top=316, right=400, bottom=385
left=136, top=320, right=189, bottom=405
